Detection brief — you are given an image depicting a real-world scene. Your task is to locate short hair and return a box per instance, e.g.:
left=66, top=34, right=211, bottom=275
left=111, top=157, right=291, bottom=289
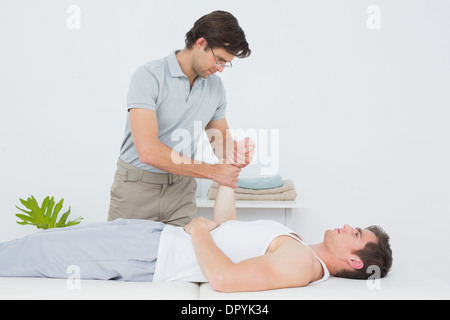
left=185, top=10, right=251, bottom=59
left=335, top=225, right=393, bottom=280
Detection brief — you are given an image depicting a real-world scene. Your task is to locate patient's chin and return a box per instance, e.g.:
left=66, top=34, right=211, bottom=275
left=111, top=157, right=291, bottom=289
left=323, top=229, right=335, bottom=244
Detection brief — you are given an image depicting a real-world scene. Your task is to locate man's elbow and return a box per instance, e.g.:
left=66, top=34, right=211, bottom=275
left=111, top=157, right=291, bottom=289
left=208, top=269, right=237, bottom=293
left=209, top=275, right=233, bottom=293
left=138, top=152, right=154, bottom=166
left=136, top=143, right=160, bottom=166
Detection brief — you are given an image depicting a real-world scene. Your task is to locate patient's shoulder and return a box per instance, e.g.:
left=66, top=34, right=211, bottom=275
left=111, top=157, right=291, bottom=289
left=283, top=237, right=316, bottom=261
left=278, top=237, right=324, bottom=284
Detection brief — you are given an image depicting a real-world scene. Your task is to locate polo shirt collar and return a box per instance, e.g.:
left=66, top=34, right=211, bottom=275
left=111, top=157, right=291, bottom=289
left=168, top=50, right=186, bottom=78
left=167, top=50, right=206, bottom=82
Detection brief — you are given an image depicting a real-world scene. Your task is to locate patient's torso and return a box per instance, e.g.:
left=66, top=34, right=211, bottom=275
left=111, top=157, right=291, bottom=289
left=152, top=220, right=329, bottom=283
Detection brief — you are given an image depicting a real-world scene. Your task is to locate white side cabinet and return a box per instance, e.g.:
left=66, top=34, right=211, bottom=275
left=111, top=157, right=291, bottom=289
left=195, top=197, right=302, bottom=227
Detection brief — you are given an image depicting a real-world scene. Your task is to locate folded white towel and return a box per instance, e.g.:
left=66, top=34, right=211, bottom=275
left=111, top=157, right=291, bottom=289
left=208, top=179, right=297, bottom=201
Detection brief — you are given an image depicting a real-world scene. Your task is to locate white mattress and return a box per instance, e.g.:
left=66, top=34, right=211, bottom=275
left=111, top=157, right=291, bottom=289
left=199, top=261, right=450, bottom=300
left=0, top=277, right=200, bottom=300
left=1, top=260, right=448, bottom=300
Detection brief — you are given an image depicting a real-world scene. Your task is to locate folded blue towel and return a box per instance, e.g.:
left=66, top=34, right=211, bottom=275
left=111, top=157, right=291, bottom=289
left=237, top=175, right=284, bottom=190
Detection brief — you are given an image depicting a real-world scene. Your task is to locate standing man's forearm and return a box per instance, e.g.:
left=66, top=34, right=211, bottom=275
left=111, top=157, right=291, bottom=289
left=138, top=138, right=211, bottom=177
left=131, top=110, right=240, bottom=188
left=205, top=118, right=235, bottom=164
left=138, top=139, right=240, bottom=188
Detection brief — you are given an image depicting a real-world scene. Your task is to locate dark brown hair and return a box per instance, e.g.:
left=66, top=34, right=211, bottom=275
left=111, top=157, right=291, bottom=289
left=185, top=10, right=251, bottom=59
left=335, top=225, right=393, bottom=280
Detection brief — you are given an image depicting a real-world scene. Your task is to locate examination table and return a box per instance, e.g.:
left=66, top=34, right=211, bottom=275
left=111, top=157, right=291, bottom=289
left=1, top=259, right=449, bottom=300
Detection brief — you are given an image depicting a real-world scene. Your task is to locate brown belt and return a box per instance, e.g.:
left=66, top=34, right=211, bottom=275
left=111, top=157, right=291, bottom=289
left=117, top=159, right=182, bottom=185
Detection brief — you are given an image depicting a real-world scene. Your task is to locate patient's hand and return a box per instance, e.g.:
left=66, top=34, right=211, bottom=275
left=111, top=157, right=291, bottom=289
left=228, top=137, right=255, bottom=169
left=184, top=217, right=220, bottom=235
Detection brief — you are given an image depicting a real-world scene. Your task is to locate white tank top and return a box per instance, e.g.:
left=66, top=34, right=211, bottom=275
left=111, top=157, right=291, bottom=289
left=152, top=220, right=329, bottom=284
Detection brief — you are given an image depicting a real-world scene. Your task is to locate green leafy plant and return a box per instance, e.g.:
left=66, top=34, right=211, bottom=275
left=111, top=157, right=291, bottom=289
left=15, top=195, right=83, bottom=229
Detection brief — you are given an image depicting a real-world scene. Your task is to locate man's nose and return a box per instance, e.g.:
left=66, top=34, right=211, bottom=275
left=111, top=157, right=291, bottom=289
left=343, top=224, right=354, bottom=233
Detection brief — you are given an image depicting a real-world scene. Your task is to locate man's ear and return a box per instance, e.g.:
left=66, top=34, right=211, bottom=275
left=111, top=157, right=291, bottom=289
left=196, top=37, right=207, bottom=49
left=345, top=256, right=364, bottom=270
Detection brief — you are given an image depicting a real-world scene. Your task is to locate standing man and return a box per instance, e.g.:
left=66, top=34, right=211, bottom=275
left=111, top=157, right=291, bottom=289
left=108, top=11, right=253, bottom=226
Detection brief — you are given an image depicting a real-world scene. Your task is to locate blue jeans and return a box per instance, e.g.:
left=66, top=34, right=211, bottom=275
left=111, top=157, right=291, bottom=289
left=0, top=219, right=165, bottom=281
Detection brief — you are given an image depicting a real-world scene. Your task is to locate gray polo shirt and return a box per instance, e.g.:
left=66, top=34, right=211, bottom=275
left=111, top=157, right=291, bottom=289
left=119, top=50, right=227, bottom=173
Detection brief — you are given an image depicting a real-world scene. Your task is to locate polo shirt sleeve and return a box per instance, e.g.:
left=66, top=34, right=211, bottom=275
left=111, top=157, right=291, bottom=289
left=211, top=80, right=227, bottom=121
left=126, top=66, right=159, bottom=112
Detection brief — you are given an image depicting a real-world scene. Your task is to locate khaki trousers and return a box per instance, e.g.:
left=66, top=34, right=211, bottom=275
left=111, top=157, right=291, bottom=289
left=108, top=159, right=197, bottom=227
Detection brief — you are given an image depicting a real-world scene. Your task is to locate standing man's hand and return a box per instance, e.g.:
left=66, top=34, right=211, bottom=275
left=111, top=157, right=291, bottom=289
left=212, top=164, right=241, bottom=189
left=228, top=137, right=255, bottom=169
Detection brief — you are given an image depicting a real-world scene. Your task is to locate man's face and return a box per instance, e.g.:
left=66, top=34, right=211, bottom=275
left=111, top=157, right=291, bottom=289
left=193, top=43, right=235, bottom=79
left=324, top=224, right=378, bottom=262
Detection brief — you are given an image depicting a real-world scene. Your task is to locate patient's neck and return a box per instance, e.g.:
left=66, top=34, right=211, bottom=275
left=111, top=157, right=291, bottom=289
left=310, top=243, right=346, bottom=276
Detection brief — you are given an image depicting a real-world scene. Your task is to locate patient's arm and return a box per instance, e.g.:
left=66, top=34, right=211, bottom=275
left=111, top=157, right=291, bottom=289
left=184, top=217, right=314, bottom=292
left=212, top=185, right=236, bottom=224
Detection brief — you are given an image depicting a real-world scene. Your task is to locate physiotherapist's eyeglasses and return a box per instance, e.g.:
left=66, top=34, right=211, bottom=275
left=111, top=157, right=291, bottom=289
left=210, top=48, right=232, bottom=69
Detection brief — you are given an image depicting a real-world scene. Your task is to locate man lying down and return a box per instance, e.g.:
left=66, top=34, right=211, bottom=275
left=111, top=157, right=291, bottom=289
left=0, top=186, right=393, bottom=292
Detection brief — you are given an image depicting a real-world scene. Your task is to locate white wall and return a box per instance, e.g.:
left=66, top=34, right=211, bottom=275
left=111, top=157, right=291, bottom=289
left=1, top=0, right=449, bottom=286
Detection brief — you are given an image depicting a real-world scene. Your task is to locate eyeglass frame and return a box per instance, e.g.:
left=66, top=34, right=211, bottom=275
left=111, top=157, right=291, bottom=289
left=210, top=47, right=233, bottom=69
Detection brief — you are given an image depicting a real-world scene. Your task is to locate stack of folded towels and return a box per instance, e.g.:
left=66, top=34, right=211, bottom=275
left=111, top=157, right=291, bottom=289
left=207, top=175, right=297, bottom=201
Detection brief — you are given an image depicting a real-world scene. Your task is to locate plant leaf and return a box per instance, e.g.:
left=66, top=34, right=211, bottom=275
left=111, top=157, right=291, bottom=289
left=29, top=196, right=41, bottom=215
left=15, top=206, right=32, bottom=215
left=17, top=221, right=31, bottom=226
left=19, top=198, right=33, bottom=212
left=48, top=198, right=64, bottom=229
left=55, top=207, right=71, bottom=228
left=15, top=196, right=82, bottom=230
left=65, top=217, right=83, bottom=227
left=16, top=213, right=36, bottom=224
left=43, top=197, right=55, bottom=225
left=40, top=196, right=49, bottom=220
